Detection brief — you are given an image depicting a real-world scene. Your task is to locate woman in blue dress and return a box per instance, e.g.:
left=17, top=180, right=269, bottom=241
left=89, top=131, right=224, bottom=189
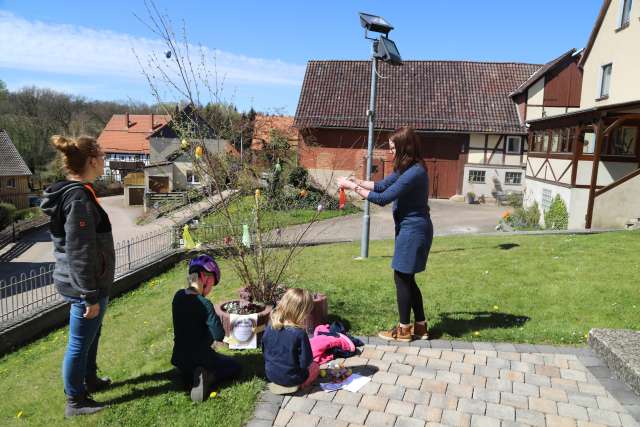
left=337, top=127, right=433, bottom=342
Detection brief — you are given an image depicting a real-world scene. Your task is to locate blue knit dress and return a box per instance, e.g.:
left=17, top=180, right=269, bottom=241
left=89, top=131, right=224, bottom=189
left=367, top=163, right=433, bottom=274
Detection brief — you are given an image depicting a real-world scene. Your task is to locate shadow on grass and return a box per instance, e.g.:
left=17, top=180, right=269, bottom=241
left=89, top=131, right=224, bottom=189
left=429, top=243, right=520, bottom=255
left=102, top=351, right=267, bottom=405
left=429, top=311, right=529, bottom=339
left=497, top=243, right=520, bottom=250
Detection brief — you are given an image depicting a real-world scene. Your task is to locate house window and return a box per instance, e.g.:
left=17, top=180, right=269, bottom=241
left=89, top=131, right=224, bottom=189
left=582, top=130, right=597, bottom=154
left=6, top=178, right=16, bottom=188
left=560, top=128, right=572, bottom=153
left=505, top=172, right=522, bottom=185
left=186, top=170, right=200, bottom=184
left=506, top=136, right=521, bottom=154
left=620, top=0, right=633, bottom=27
left=551, top=131, right=560, bottom=152
left=599, top=64, right=612, bottom=99
left=542, top=189, right=553, bottom=211
left=532, top=132, right=545, bottom=152
left=542, top=133, right=550, bottom=152
left=468, top=170, right=486, bottom=184
left=609, top=126, right=637, bottom=156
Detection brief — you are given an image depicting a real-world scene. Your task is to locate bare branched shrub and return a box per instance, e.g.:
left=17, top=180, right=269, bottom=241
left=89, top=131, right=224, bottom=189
left=135, top=1, right=347, bottom=307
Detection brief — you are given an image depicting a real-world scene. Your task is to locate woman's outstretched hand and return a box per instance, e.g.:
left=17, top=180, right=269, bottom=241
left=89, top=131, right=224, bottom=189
left=337, top=176, right=356, bottom=190
left=84, top=303, right=100, bottom=319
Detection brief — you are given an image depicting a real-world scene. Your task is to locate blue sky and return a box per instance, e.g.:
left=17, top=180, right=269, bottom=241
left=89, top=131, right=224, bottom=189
left=0, top=0, right=602, bottom=114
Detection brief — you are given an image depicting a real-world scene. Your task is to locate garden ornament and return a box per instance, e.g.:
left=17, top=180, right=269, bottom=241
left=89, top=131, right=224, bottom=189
left=242, top=224, right=251, bottom=247
left=182, top=224, right=197, bottom=249
left=339, top=188, right=346, bottom=209
left=195, top=145, right=204, bottom=159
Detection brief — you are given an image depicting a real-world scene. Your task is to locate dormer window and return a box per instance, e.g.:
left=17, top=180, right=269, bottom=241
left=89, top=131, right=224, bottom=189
left=620, top=0, right=633, bottom=27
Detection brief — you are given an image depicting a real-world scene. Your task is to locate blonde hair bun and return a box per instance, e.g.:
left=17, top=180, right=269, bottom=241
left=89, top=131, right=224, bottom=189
left=50, top=134, right=101, bottom=175
left=51, top=135, right=77, bottom=154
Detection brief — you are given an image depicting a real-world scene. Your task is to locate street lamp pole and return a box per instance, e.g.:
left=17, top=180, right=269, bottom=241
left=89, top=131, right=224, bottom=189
left=360, top=42, right=378, bottom=259
left=357, top=12, right=401, bottom=259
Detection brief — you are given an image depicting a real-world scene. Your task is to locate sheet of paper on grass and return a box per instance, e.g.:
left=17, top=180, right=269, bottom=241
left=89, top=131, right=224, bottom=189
left=319, top=373, right=371, bottom=393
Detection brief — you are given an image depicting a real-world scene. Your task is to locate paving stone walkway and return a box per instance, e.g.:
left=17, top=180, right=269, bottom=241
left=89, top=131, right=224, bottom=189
left=247, top=338, right=640, bottom=427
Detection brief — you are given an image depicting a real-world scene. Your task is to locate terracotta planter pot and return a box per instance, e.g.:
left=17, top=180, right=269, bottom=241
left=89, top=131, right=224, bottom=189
left=305, top=293, right=329, bottom=333
left=228, top=288, right=328, bottom=336
left=214, top=301, right=273, bottom=345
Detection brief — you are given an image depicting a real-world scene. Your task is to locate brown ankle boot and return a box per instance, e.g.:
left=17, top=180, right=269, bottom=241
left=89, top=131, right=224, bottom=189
left=378, top=324, right=412, bottom=342
left=412, top=322, right=429, bottom=340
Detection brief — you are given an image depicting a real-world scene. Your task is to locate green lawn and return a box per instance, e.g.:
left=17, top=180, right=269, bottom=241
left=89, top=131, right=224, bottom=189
left=199, top=195, right=359, bottom=229
left=1, top=231, right=639, bottom=425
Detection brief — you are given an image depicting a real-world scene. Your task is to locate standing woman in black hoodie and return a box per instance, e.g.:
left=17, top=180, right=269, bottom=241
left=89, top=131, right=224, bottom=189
left=41, top=135, right=115, bottom=417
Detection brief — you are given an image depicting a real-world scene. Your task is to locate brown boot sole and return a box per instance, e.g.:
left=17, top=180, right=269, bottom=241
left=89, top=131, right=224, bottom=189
left=378, top=331, right=412, bottom=342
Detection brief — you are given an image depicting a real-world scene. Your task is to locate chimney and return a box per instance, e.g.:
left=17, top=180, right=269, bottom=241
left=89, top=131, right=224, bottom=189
left=151, top=113, right=155, bottom=129
left=125, top=112, right=130, bottom=129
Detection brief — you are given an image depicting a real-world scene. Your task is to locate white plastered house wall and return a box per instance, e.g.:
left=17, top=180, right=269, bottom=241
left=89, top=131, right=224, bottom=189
left=523, top=0, right=640, bottom=229
left=463, top=133, right=526, bottom=199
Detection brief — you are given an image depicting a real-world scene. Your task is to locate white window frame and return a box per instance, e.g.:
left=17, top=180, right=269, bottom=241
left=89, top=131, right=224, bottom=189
left=506, top=136, right=522, bottom=154
left=598, top=63, right=613, bottom=99
left=504, top=172, right=522, bottom=186
left=618, top=0, right=633, bottom=27
left=468, top=169, right=486, bottom=184
left=186, top=170, right=200, bottom=184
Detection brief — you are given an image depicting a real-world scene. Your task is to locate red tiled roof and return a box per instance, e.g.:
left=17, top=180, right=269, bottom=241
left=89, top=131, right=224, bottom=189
left=97, top=114, right=171, bottom=154
left=294, top=60, right=541, bottom=135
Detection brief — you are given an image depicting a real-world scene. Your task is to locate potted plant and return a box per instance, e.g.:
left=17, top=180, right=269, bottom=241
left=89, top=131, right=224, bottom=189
left=466, top=191, right=476, bottom=204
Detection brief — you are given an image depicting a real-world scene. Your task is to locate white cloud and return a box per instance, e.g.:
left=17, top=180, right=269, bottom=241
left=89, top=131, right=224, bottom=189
left=0, top=11, right=305, bottom=87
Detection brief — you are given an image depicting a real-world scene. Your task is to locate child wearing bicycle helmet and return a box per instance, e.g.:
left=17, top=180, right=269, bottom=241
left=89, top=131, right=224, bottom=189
left=171, top=254, right=242, bottom=402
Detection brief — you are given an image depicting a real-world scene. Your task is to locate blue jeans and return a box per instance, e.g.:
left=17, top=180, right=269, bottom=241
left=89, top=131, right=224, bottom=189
left=62, top=296, right=108, bottom=397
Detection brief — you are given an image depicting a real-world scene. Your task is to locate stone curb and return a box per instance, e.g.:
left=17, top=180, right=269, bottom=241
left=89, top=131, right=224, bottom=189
left=589, top=328, right=640, bottom=396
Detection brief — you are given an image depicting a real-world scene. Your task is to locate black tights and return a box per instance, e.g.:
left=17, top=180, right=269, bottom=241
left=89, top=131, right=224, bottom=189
left=394, top=270, right=426, bottom=325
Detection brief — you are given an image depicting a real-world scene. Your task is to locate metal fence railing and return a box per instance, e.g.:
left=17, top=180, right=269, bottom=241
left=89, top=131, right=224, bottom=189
left=114, top=228, right=178, bottom=277
left=0, top=265, right=56, bottom=323
left=0, top=227, right=178, bottom=325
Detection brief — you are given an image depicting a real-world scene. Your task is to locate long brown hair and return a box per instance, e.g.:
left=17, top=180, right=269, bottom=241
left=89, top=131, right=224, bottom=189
left=51, top=135, right=102, bottom=175
left=390, top=127, right=425, bottom=173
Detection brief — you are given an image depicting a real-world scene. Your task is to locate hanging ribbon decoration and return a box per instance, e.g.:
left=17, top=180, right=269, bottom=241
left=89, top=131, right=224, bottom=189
left=339, top=188, right=346, bottom=210
left=182, top=224, right=197, bottom=249
left=242, top=224, right=251, bottom=248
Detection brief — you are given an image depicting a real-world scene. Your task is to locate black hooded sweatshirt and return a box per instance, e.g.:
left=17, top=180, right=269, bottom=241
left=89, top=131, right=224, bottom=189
left=40, top=181, right=115, bottom=304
